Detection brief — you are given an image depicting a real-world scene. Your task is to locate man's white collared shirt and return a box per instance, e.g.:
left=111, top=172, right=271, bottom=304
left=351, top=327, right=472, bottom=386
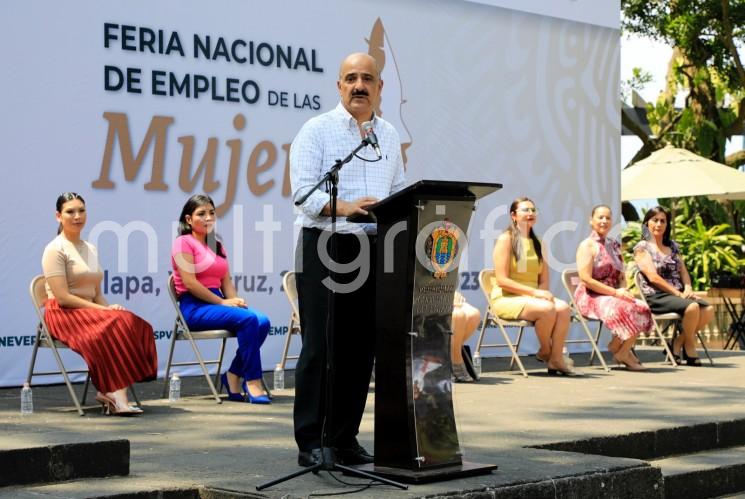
left=290, top=102, right=406, bottom=234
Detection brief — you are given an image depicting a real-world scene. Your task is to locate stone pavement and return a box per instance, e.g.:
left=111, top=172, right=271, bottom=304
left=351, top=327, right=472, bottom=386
left=2, top=348, right=745, bottom=498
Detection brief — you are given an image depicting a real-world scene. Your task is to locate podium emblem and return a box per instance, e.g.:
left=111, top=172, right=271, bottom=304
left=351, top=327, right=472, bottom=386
left=426, top=222, right=459, bottom=279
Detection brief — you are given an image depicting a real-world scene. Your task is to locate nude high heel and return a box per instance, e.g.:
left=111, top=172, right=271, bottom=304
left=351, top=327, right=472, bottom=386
left=95, top=394, right=142, bottom=416
left=546, top=361, right=582, bottom=376
left=614, top=353, right=648, bottom=372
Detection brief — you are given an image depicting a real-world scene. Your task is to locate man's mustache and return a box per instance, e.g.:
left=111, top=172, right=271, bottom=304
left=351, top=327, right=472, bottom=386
left=352, top=90, right=369, bottom=97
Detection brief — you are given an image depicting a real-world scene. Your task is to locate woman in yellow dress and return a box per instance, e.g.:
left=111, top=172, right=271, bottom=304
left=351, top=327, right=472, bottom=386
left=490, top=197, right=575, bottom=375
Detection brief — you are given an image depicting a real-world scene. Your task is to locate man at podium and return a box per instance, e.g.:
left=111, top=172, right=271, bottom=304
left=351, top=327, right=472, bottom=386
left=289, top=52, right=406, bottom=467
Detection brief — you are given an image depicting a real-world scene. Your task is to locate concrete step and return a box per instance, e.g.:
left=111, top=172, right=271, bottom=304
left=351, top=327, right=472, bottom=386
left=531, top=418, right=745, bottom=461
left=6, top=449, right=663, bottom=499
left=86, top=487, right=267, bottom=499
left=531, top=420, right=745, bottom=499
left=5, top=483, right=267, bottom=499
left=0, top=440, right=128, bottom=487
left=651, top=445, right=745, bottom=499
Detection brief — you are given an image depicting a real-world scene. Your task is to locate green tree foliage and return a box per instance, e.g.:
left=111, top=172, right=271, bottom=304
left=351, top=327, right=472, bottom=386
left=622, top=67, right=654, bottom=101
left=621, top=0, right=745, bottom=235
left=675, top=215, right=745, bottom=288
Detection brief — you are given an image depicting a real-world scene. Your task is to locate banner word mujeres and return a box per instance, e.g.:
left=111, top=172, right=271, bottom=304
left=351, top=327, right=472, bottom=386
left=92, top=112, right=291, bottom=217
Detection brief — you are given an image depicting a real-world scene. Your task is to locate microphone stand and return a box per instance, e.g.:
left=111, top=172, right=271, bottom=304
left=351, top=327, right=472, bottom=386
left=257, top=138, right=407, bottom=491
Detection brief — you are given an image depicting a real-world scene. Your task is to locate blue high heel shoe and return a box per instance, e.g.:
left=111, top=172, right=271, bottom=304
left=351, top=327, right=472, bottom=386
left=243, top=380, right=271, bottom=404
left=221, top=373, right=246, bottom=402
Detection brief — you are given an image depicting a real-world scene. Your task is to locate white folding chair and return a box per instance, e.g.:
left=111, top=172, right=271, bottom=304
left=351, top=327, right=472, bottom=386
left=635, top=272, right=713, bottom=365
left=162, top=274, right=234, bottom=403
left=26, top=275, right=139, bottom=415
left=26, top=275, right=90, bottom=416
left=279, top=271, right=301, bottom=369
left=560, top=269, right=610, bottom=371
left=475, top=269, right=530, bottom=377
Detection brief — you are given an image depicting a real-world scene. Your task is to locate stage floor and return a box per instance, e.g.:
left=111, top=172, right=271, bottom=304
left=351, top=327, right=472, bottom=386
left=2, top=348, right=745, bottom=498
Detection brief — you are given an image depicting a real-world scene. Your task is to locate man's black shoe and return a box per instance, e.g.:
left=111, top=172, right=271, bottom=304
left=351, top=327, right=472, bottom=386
left=297, top=448, right=323, bottom=467
left=335, top=444, right=374, bottom=465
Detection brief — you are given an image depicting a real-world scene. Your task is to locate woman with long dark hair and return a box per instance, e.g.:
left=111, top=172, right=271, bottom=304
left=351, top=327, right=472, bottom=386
left=634, top=206, right=713, bottom=366
left=489, top=197, right=575, bottom=375
left=171, top=194, right=271, bottom=403
left=42, top=192, right=157, bottom=415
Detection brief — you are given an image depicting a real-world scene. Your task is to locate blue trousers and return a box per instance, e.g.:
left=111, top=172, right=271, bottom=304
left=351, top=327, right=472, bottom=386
left=179, top=289, right=270, bottom=381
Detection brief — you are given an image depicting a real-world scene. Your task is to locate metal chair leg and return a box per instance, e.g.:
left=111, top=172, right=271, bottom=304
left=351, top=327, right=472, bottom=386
left=280, top=314, right=295, bottom=370
left=475, top=313, right=490, bottom=355
left=588, top=322, right=604, bottom=366
left=577, top=319, right=609, bottom=372
left=26, top=326, right=42, bottom=385
left=696, top=332, right=714, bottom=365
left=499, top=323, right=527, bottom=377
left=48, top=343, right=85, bottom=416
left=214, top=337, right=228, bottom=389
left=129, top=384, right=141, bottom=406
left=723, top=321, right=745, bottom=350
left=81, top=375, right=91, bottom=405
left=655, top=321, right=678, bottom=367
left=162, top=320, right=180, bottom=398
left=509, top=327, right=526, bottom=370
left=185, top=333, right=222, bottom=403
left=262, top=376, right=273, bottom=399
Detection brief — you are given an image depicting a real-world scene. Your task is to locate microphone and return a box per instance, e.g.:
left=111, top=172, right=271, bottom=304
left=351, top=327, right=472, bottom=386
left=361, top=121, right=382, bottom=159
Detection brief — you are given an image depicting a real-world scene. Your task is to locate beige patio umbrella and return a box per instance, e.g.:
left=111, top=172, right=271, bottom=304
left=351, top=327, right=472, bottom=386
left=622, top=145, right=745, bottom=201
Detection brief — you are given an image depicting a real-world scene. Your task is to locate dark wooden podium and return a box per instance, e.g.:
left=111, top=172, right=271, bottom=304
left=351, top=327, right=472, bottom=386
left=351, top=180, right=501, bottom=483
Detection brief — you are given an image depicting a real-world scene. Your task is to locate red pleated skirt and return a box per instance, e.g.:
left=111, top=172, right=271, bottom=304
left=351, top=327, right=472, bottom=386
left=43, top=299, right=158, bottom=393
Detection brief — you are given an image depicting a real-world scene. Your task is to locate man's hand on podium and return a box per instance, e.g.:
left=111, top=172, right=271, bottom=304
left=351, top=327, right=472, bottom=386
left=322, top=196, right=378, bottom=217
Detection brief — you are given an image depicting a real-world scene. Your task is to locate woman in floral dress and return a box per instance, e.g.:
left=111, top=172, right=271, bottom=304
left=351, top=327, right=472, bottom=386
left=575, top=205, right=652, bottom=371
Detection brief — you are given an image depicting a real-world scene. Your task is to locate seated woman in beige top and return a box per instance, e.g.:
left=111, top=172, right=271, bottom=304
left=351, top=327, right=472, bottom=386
left=490, top=197, right=575, bottom=375
left=42, top=193, right=158, bottom=415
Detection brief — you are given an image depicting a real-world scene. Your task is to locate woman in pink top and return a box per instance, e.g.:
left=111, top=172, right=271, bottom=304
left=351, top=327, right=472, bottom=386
left=171, top=194, right=271, bottom=404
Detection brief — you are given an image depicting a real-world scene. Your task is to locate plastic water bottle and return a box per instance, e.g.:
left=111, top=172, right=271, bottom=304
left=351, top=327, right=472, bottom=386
left=168, top=373, right=181, bottom=402
left=273, top=364, right=284, bottom=391
left=473, top=352, right=482, bottom=377
left=563, top=347, right=575, bottom=369
left=21, top=383, right=33, bottom=415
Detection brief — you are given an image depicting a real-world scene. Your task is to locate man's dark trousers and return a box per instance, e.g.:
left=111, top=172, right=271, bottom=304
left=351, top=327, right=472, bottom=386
left=293, top=227, right=377, bottom=451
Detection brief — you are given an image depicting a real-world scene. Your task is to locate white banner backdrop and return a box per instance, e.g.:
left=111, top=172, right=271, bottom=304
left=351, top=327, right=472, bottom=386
left=462, top=0, right=620, bottom=29
left=0, top=0, right=619, bottom=387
